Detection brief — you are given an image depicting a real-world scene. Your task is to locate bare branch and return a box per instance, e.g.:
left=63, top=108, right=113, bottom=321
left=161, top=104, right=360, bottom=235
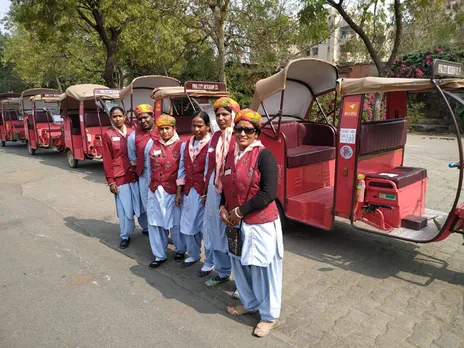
left=385, top=0, right=402, bottom=72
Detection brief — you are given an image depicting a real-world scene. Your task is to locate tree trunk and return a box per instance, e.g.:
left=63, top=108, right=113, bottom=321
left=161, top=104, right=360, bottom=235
left=103, top=42, right=117, bottom=88
left=372, top=93, right=383, bottom=121
left=217, top=29, right=226, bottom=83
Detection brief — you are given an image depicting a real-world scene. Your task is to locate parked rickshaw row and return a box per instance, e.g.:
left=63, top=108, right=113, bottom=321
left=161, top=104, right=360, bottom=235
left=2, top=57, right=464, bottom=247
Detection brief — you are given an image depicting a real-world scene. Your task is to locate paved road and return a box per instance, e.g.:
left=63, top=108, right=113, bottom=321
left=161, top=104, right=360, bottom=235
left=0, top=134, right=463, bottom=348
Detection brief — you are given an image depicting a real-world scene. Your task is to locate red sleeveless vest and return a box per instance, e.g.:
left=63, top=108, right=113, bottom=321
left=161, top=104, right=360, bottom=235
left=103, top=127, right=136, bottom=186
left=149, top=139, right=181, bottom=194
left=221, top=146, right=278, bottom=224
left=183, top=139, right=208, bottom=196
left=135, top=127, right=153, bottom=176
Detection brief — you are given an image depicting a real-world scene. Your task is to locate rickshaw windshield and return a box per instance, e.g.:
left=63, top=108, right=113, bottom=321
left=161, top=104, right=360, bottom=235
left=191, top=97, right=220, bottom=133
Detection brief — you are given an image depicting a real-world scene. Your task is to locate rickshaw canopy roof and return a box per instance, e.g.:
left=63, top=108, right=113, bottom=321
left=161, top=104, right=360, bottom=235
left=0, top=93, right=21, bottom=101
left=250, top=58, right=338, bottom=118
left=60, top=84, right=112, bottom=101
left=119, top=75, right=180, bottom=100
left=1, top=97, right=21, bottom=105
left=30, top=94, right=61, bottom=103
left=337, top=77, right=464, bottom=96
left=21, top=88, right=59, bottom=99
left=151, top=86, right=229, bottom=100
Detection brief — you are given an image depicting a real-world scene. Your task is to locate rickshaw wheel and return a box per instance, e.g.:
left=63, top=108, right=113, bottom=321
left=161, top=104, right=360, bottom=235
left=67, top=149, right=79, bottom=168
left=27, top=142, right=36, bottom=155
left=1, top=141, right=5, bottom=147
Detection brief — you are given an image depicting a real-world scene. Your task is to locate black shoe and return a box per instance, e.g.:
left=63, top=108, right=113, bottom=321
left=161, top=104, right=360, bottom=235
left=119, top=237, right=130, bottom=249
left=181, top=258, right=201, bottom=268
left=198, top=268, right=213, bottom=277
left=174, top=253, right=185, bottom=262
left=149, top=258, right=166, bottom=269
left=142, top=229, right=149, bottom=235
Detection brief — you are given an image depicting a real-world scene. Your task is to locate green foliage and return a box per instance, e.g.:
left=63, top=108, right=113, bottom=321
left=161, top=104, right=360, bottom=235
left=407, top=100, right=425, bottom=126
left=0, top=33, right=28, bottom=93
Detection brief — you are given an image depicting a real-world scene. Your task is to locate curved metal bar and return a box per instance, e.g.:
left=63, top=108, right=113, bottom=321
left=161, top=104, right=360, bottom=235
left=431, top=81, right=464, bottom=241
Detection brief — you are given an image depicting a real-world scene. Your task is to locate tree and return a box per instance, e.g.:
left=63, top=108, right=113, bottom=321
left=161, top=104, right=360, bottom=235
left=9, top=0, right=149, bottom=87
left=0, top=33, right=28, bottom=93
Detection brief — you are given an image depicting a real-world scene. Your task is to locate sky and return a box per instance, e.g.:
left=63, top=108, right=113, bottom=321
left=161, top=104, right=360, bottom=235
left=0, top=0, right=11, bottom=32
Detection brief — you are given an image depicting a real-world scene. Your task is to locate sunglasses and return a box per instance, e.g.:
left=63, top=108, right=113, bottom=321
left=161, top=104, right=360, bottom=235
left=233, top=126, right=256, bottom=135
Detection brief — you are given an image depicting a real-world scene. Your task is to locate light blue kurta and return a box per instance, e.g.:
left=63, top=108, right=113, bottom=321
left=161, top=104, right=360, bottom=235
left=230, top=218, right=284, bottom=321
left=115, top=183, right=136, bottom=240
left=127, top=131, right=151, bottom=230
left=178, top=141, right=205, bottom=235
left=202, top=148, right=230, bottom=277
left=203, top=158, right=228, bottom=253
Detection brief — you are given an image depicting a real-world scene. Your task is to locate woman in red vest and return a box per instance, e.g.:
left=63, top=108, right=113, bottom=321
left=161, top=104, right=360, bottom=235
left=146, top=115, right=186, bottom=268
left=102, top=106, right=137, bottom=249
left=220, top=109, right=283, bottom=338
left=176, top=111, right=211, bottom=269
left=202, top=97, right=240, bottom=286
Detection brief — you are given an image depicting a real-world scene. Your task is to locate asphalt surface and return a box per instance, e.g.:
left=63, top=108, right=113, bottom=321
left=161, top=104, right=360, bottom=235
left=0, top=134, right=463, bottom=348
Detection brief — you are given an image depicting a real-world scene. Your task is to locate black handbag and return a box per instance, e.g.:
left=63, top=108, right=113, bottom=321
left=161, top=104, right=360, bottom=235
left=224, top=158, right=259, bottom=256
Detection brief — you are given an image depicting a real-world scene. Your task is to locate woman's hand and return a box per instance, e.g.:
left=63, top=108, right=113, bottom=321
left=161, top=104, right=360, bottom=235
left=175, top=192, right=183, bottom=208
left=219, top=206, right=234, bottom=226
left=109, top=183, right=119, bottom=195
left=228, top=207, right=242, bottom=226
left=201, top=195, right=207, bottom=207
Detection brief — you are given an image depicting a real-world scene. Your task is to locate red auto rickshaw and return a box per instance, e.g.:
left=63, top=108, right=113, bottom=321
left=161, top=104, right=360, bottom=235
left=251, top=57, right=464, bottom=243
left=150, top=81, right=229, bottom=139
left=60, top=84, right=120, bottom=168
left=119, top=75, right=180, bottom=124
left=1, top=94, right=25, bottom=147
left=21, top=88, right=64, bottom=155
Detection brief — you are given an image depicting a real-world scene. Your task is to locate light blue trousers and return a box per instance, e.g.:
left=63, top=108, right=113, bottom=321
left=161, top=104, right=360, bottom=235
left=116, top=192, right=135, bottom=240
left=185, top=232, right=213, bottom=266
left=212, top=250, right=231, bottom=278
left=148, top=225, right=186, bottom=260
left=230, top=254, right=283, bottom=321
left=138, top=212, right=148, bottom=232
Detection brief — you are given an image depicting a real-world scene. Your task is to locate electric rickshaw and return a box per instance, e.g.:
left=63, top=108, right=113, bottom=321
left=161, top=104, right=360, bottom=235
left=119, top=75, right=180, bottom=124
left=20, top=88, right=64, bottom=155
left=150, top=81, right=229, bottom=139
left=0, top=94, right=25, bottom=147
left=60, top=84, right=120, bottom=168
left=251, top=57, right=464, bottom=243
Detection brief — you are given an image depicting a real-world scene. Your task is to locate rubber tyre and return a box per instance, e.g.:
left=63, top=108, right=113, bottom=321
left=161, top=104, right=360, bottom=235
left=27, top=142, right=36, bottom=155
left=1, top=140, right=5, bottom=147
left=67, top=149, right=78, bottom=168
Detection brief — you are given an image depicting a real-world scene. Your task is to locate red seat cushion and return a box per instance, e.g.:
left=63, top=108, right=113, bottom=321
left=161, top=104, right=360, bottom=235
left=367, top=167, right=427, bottom=189
left=287, top=145, right=336, bottom=168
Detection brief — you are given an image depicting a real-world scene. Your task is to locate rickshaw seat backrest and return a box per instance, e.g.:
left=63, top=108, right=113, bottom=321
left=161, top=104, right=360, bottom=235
left=358, top=119, right=407, bottom=156
left=35, top=111, right=53, bottom=123
left=280, top=121, right=336, bottom=149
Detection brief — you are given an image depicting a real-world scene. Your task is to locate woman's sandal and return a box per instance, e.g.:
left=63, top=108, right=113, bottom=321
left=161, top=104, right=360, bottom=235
left=226, top=304, right=257, bottom=316
left=253, top=321, right=279, bottom=338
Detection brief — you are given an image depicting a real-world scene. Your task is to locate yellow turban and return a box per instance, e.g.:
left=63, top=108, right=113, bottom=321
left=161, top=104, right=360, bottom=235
left=135, top=104, right=154, bottom=116
left=213, top=97, right=240, bottom=113
left=156, top=114, right=176, bottom=127
left=234, top=109, right=262, bottom=127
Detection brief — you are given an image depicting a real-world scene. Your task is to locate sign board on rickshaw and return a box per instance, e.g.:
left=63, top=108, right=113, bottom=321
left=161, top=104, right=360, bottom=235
left=184, top=81, right=227, bottom=92
left=433, top=59, right=464, bottom=79
left=93, top=88, right=120, bottom=98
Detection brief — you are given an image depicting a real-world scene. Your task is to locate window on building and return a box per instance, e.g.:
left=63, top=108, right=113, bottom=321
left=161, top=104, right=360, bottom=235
left=341, top=26, right=352, bottom=39
left=312, top=47, right=319, bottom=56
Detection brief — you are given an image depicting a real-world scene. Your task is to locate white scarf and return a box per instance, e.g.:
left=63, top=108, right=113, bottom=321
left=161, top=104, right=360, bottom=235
left=234, top=139, right=263, bottom=165
left=159, top=132, right=180, bottom=146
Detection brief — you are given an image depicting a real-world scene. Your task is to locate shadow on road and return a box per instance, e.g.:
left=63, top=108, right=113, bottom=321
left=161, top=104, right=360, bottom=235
left=283, top=219, right=463, bottom=287
left=63, top=216, right=258, bottom=328
left=0, top=142, right=106, bottom=184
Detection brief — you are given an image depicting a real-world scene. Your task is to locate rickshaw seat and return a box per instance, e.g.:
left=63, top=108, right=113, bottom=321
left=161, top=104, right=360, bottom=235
left=367, top=167, right=427, bottom=189
left=35, top=111, right=52, bottom=123
left=287, top=145, right=335, bottom=168
left=280, top=121, right=336, bottom=168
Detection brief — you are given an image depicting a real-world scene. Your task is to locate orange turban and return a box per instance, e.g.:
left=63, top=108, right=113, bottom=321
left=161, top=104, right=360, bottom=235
left=213, top=97, right=240, bottom=113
